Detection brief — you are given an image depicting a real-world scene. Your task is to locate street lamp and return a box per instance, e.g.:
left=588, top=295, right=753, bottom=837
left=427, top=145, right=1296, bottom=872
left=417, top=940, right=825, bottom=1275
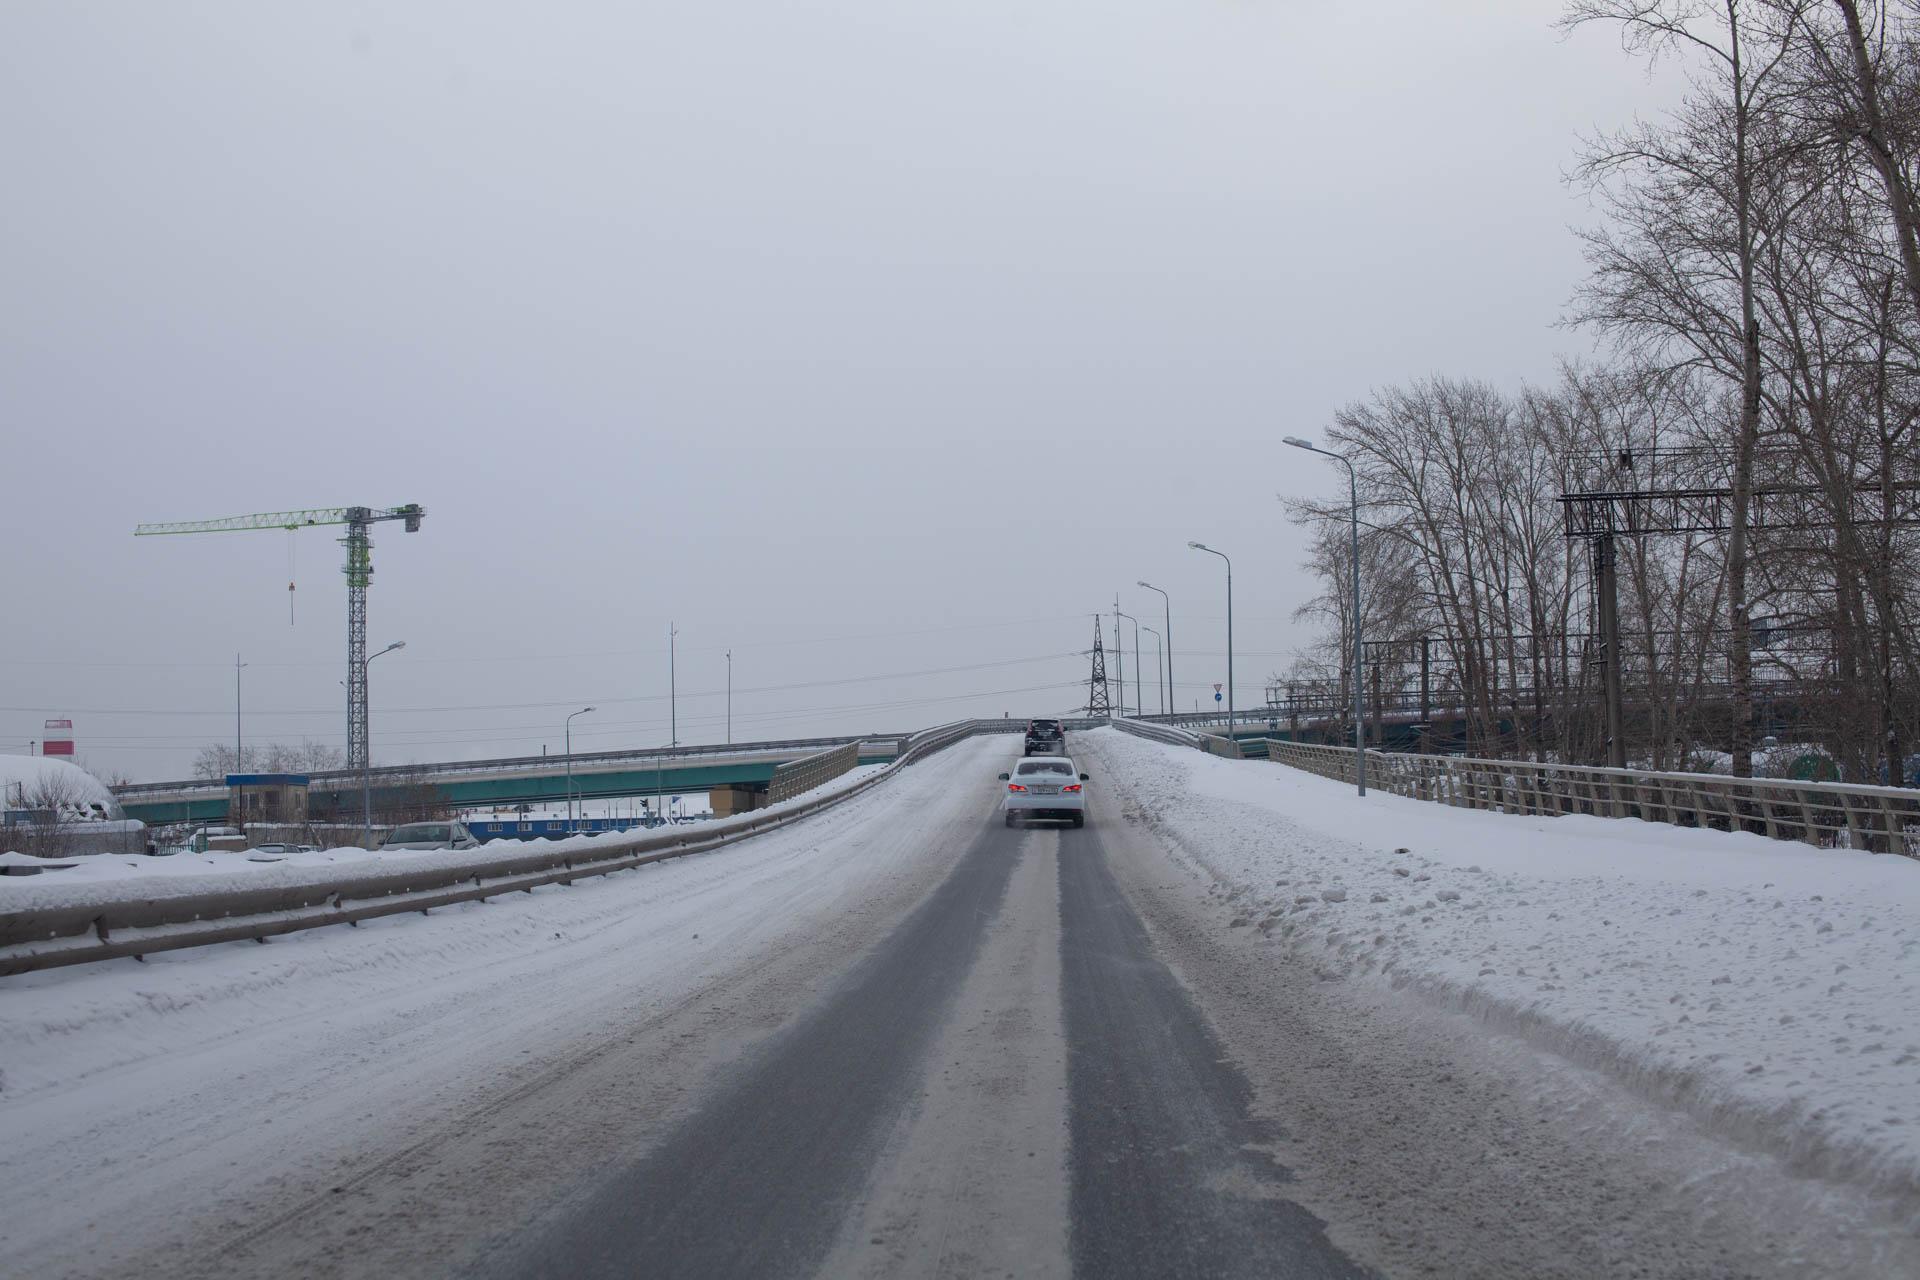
left=1138, top=580, right=1173, bottom=724
left=725, top=649, right=733, bottom=745
left=1116, top=609, right=1142, bottom=719
left=1286, top=435, right=1366, bottom=796
left=361, top=641, right=406, bottom=844
left=1142, top=625, right=1165, bottom=716
left=565, top=706, right=595, bottom=832
left=1187, top=543, right=1233, bottom=732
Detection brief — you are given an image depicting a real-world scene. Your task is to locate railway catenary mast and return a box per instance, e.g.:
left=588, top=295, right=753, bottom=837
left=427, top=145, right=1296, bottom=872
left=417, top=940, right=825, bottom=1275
left=134, top=505, right=425, bottom=769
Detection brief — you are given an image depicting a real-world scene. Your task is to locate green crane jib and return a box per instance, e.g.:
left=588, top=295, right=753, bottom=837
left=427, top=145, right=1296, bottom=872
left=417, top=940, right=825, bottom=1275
left=135, top=505, right=426, bottom=770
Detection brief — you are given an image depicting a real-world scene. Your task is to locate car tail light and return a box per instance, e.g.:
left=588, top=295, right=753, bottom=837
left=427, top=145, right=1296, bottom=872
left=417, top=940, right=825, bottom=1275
left=1063, top=784, right=1082, bottom=792
left=1007, top=783, right=1027, bottom=792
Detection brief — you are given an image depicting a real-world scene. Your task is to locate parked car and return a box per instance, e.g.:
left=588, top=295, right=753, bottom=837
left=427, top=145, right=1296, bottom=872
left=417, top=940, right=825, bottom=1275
left=172, top=825, right=248, bottom=854
left=1023, top=718, right=1065, bottom=756
left=379, top=821, right=481, bottom=851
left=245, top=842, right=303, bottom=862
left=998, top=756, right=1089, bottom=827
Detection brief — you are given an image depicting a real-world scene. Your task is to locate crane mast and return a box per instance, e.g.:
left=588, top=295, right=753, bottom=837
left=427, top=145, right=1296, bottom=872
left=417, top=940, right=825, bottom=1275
left=135, top=504, right=425, bottom=769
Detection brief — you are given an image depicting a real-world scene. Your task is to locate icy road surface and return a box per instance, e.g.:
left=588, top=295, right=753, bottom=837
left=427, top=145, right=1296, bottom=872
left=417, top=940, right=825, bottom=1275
left=1, top=729, right=1915, bottom=1277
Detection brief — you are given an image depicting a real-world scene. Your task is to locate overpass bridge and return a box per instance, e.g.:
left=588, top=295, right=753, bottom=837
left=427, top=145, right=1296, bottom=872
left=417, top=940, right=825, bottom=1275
left=112, top=734, right=915, bottom=826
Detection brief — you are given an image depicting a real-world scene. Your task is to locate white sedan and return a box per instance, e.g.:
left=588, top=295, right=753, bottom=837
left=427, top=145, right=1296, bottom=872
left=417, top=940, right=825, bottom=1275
left=998, top=756, right=1089, bottom=828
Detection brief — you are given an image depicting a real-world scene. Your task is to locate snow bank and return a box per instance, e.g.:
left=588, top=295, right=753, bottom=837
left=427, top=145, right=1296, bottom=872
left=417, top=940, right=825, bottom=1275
left=1085, top=728, right=1920, bottom=1204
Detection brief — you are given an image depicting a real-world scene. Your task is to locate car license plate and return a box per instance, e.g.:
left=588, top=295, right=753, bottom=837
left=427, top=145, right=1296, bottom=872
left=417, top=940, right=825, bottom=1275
left=1033, top=785, right=1060, bottom=795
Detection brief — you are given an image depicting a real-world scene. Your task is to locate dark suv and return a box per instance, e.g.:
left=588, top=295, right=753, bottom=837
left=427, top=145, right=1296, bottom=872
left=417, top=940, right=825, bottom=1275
left=1023, top=718, right=1065, bottom=756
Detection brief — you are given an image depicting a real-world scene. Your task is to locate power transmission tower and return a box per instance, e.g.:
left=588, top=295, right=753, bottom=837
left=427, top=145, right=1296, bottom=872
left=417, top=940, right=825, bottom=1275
left=1084, top=615, right=1112, bottom=717
left=136, top=504, right=426, bottom=769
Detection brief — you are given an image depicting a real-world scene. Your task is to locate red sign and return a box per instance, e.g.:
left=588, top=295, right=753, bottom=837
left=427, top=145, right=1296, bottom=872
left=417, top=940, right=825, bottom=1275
left=42, top=719, right=73, bottom=756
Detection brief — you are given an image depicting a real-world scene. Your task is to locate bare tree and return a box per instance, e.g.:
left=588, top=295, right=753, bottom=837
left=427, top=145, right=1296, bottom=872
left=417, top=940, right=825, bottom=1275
left=1565, top=0, right=1814, bottom=775
left=193, top=740, right=345, bottom=780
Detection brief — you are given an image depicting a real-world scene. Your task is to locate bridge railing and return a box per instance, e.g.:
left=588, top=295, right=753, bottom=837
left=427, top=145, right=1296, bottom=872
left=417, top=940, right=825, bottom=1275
left=1265, top=740, right=1920, bottom=858
left=1, top=719, right=1015, bottom=977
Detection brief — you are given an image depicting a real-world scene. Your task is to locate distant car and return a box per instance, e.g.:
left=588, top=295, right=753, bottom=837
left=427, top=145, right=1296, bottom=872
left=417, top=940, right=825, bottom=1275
left=379, top=822, right=480, bottom=852
left=1023, top=718, right=1065, bottom=756
left=998, top=756, right=1089, bottom=828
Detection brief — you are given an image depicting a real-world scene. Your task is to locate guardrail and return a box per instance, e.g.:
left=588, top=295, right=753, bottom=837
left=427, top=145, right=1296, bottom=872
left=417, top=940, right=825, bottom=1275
left=1113, top=717, right=1242, bottom=758
left=0, top=719, right=1011, bottom=977
left=1265, top=740, right=1920, bottom=858
left=768, top=741, right=860, bottom=805
left=1110, top=718, right=1203, bottom=749
left=1199, top=734, right=1244, bottom=759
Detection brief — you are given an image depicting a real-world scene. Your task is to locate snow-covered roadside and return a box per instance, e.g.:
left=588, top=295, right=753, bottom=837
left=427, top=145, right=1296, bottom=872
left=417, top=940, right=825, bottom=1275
left=1084, top=728, right=1920, bottom=1206
left=0, top=740, right=1006, bottom=1278
left=0, top=764, right=887, bottom=904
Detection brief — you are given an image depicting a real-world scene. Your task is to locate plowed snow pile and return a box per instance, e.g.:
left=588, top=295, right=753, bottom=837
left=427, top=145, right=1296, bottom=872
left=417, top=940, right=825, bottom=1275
left=1090, top=729, right=1920, bottom=1204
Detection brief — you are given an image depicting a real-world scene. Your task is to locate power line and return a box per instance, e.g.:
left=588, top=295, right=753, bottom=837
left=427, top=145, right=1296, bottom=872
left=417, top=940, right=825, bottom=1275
left=0, top=650, right=1082, bottom=719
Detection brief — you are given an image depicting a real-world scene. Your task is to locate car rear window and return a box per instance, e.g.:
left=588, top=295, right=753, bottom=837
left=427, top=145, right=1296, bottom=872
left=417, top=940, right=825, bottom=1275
left=390, top=824, right=450, bottom=842
left=1015, top=760, right=1072, bottom=775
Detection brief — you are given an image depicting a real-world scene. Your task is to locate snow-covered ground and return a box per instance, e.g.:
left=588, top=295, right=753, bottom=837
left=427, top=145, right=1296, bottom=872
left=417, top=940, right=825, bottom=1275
left=0, top=741, right=1001, bottom=1276
left=0, top=764, right=885, bottom=895
left=1088, top=728, right=1920, bottom=1206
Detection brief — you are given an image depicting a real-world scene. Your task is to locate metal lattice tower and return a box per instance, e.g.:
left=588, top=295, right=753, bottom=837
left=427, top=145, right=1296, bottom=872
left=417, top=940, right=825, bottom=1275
left=343, top=510, right=374, bottom=772
left=135, top=504, right=425, bottom=770
left=1084, top=615, right=1113, bottom=717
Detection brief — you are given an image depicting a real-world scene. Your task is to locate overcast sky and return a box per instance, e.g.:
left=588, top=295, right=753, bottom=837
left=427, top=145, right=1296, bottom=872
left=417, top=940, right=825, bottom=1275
left=1, top=2, right=1669, bottom=780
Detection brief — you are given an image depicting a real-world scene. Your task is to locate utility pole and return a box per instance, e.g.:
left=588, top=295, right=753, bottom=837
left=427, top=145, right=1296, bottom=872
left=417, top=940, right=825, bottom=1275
left=726, top=649, right=733, bottom=745
left=669, top=621, right=679, bottom=747
left=1118, top=609, right=1142, bottom=720
left=235, top=653, right=248, bottom=832
left=1112, top=597, right=1127, bottom=717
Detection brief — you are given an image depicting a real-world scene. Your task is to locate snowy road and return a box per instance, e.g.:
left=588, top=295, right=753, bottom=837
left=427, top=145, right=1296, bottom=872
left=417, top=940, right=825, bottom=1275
left=3, top=729, right=1917, bottom=1278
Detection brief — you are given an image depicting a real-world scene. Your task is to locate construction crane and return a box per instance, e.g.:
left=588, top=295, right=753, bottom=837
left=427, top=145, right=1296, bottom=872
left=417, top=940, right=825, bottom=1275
left=135, top=505, right=426, bottom=769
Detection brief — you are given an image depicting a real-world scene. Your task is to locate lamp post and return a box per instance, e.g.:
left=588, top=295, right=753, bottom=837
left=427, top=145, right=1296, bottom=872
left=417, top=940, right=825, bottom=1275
left=360, top=640, right=406, bottom=845
left=1117, top=609, right=1142, bottom=719
left=234, top=653, right=248, bottom=833
left=725, top=649, right=732, bottom=745
left=668, top=622, right=679, bottom=747
left=1138, top=580, right=1173, bottom=724
left=1142, top=625, right=1165, bottom=716
left=1187, top=543, right=1232, bottom=731
left=565, top=706, right=595, bottom=832
left=1286, top=435, right=1366, bottom=796
left=234, top=653, right=248, bottom=769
